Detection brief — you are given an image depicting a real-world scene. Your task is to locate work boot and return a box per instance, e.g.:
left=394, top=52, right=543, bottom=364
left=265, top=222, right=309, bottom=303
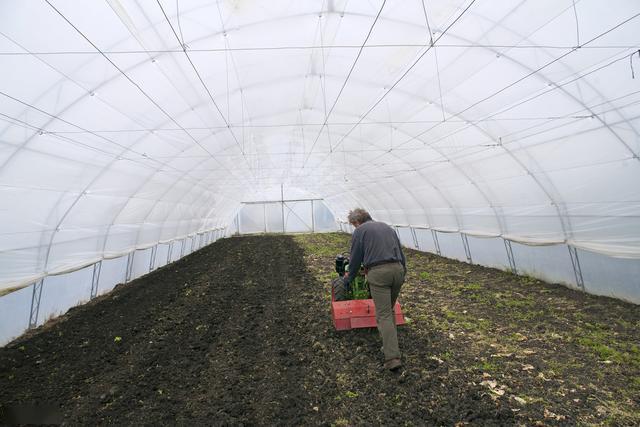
left=384, top=358, right=402, bottom=371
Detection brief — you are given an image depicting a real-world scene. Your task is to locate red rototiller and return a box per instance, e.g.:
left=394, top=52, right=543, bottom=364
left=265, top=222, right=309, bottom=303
left=330, top=254, right=406, bottom=331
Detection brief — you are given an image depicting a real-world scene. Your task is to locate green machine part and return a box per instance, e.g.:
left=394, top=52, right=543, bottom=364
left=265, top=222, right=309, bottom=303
left=347, top=262, right=370, bottom=300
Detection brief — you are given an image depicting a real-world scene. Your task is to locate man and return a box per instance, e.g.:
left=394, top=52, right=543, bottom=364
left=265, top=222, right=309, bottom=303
left=344, top=208, right=407, bottom=371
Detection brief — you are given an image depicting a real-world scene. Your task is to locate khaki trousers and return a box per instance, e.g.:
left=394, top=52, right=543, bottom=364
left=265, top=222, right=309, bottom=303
left=367, top=262, right=405, bottom=361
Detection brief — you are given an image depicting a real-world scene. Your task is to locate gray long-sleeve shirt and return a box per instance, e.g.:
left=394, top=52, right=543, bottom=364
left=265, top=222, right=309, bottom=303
left=346, top=220, right=406, bottom=284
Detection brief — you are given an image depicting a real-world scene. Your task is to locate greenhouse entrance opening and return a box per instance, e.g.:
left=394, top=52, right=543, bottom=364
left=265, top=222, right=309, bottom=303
left=233, top=199, right=337, bottom=235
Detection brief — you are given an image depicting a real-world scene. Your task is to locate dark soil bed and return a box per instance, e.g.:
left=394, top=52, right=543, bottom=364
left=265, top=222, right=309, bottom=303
left=1, top=233, right=638, bottom=425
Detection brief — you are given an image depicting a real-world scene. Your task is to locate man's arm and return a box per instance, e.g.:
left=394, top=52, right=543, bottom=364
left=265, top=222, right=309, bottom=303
left=346, top=230, right=364, bottom=284
left=395, top=232, right=407, bottom=274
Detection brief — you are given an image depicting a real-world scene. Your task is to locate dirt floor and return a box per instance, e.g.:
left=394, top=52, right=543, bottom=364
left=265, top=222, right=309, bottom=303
left=0, top=233, right=638, bottom=426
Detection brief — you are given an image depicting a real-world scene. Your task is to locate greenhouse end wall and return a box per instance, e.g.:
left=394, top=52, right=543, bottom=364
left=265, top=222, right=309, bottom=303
left=234, top=199, right=338, bottom=235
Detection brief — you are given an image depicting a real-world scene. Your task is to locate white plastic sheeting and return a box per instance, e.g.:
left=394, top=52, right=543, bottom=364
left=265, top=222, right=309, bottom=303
left=391, top=226, right=640, bottom=304
left=0, top=230, right=225, bottom=346
left=1, top=0, right=640, bottom=292
left=234, top=199, right=338, bottom=234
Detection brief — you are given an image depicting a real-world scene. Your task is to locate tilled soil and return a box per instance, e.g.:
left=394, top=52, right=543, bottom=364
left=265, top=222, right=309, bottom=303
left=0, top=233, right=638, bottom=426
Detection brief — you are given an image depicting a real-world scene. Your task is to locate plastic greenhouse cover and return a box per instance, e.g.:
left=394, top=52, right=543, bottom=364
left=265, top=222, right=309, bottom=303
left=0, top=0, right=639, bottom=291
